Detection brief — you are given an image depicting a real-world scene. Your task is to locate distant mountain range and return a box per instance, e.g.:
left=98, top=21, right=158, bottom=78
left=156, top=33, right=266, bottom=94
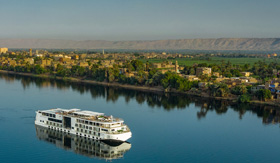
left=0, top=38, right=280, bottom=50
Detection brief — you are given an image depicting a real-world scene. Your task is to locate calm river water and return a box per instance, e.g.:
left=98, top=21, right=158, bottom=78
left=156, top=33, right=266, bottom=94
left=0, top=74, right=280, bottom=163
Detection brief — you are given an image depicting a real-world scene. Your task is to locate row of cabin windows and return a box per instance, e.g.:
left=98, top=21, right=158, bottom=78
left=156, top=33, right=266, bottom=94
left=75, top=133, right=101, bottom=139
left=75, top=124, right=100, bottom=131
left=75, top=126, right=100, bottom=132
left=46, top=121, right=62, bottom=127
left=41, top=112, right=56, bottom=118
left=48, top=118, right=62, bottom=123
left=75, top=123, right=119, bottom=132
left=76, top=128, right=100, bottom=136
left=76, top=119, right=101, bottom=126
left=75, top=121, right=121, bottom=129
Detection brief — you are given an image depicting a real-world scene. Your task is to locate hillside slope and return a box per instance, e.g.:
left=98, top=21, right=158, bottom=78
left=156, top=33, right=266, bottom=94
left=0, top=38, right=280, bottom=50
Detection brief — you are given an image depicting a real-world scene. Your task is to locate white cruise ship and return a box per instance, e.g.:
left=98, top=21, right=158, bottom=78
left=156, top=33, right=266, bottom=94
left=35, top=108, right=132, bottom=141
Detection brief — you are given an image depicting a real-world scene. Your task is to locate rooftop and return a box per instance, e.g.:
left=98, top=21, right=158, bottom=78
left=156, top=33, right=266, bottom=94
left=40, top=108, right=123, bottom=123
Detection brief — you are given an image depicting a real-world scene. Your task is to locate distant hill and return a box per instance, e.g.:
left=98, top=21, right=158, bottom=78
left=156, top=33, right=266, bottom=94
left=0, top=38, right=280, bottom=50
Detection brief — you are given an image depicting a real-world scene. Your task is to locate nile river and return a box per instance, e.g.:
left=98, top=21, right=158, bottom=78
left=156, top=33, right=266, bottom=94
left=0, top=74, right=280, bottom=163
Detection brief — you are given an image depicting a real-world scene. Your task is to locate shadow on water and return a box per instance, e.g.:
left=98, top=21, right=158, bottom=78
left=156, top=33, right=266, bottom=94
left=1, top=73, right=280, bottom=125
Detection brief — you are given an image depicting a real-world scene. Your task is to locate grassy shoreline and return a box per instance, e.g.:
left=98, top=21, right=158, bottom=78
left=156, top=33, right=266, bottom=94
left=0, top=70, right=279, bottom=107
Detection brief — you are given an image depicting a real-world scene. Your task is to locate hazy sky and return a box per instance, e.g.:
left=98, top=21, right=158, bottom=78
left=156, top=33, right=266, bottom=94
left=0, top=0, right=280, bottom=40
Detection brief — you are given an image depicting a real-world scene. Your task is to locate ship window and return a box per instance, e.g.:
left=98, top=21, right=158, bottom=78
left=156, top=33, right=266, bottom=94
left=101, top=129, right=108, bottom=132
left=77, top=128, right=79, bottom=131
left=85, top=121, right=88, bottom=124
left=48, top=118, right=62, bottom=123
left=89, top=127, right=92, bottom=130
left=89, top=131, right=91, bottom=134
left=72, top=127, right=74, bottom=129
left=81, top=129, right=83, bottom=132
left=86, top=126, right=88, bottom=129
left=89, top=122, right=92, bottom=125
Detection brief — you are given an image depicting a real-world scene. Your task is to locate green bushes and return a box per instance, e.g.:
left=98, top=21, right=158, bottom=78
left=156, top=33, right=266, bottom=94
left=160, top=72, right=198, bottom=91
left=231, top=85, right=247, bottom=95
left=238, top=94, right=251, bottom=103
left=255, top=89, right=272, bottom=101
left=209, top=83, right=230, bottom=97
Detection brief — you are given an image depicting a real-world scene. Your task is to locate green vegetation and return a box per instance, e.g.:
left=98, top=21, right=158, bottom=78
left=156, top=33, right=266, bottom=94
left=231, top=85, right=247, bottom=95
left=209, top=83, right=230, bottom=97
left=238, top=94, right=251, bottom=103
left=1, top=51, right=280, bottom=104
left=255, top=89, right=272, bottom=101
left=140, top=57, right=277, bottom=66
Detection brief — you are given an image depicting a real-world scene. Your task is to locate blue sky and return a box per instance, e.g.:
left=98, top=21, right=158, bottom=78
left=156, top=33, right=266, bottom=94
left=0, top=0, right=279, bottom=40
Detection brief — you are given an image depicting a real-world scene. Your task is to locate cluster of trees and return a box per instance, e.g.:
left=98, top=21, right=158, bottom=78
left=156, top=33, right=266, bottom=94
left=0, top=64, right=48, bottom=74
left=209, top=83, right=230, bottom=97
left=182, top=61, right=250, bottom=78
left=230, top=85, right=272, bottom=103
left=182, top=60, right=280, bottom=80
left=0, top=58, right=277, bottom=103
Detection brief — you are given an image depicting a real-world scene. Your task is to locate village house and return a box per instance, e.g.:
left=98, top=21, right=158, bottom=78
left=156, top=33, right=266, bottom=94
left=39, top=59, right=53, bottom=67
left=212, top=72, right=220, bottom=77
left=241, top=72, right=251, bottom=77
left=78, top=62, right=89, bottom=67
left=0, top=47, right=8, bottom=54
left=182, top=75, right=199, bottom=81
left=24, top=58, right=34, bottom=65
left=196, top=67, right=212, bottom=76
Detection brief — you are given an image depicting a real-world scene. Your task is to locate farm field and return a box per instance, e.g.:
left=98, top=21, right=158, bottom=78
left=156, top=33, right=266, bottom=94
left=140, top=57, right=279, bottom=66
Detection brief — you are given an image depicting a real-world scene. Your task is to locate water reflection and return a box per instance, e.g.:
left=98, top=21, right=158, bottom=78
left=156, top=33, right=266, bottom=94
left=1, top=73, right=280, bottom=125
left=35, top=125, right=131, bottom=160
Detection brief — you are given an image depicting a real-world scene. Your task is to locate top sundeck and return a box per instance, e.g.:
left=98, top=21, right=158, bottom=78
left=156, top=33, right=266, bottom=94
left=39, top=108, right=124, bottom=124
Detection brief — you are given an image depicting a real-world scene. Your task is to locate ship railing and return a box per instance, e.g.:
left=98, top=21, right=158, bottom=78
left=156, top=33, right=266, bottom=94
left=99, top=124, right=126, bottom=129
left=101, top=128, right=131, bottom=134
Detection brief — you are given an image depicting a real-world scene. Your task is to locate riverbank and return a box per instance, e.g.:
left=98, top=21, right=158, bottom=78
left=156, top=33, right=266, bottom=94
left=1, top=70, right=279, bottom=107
